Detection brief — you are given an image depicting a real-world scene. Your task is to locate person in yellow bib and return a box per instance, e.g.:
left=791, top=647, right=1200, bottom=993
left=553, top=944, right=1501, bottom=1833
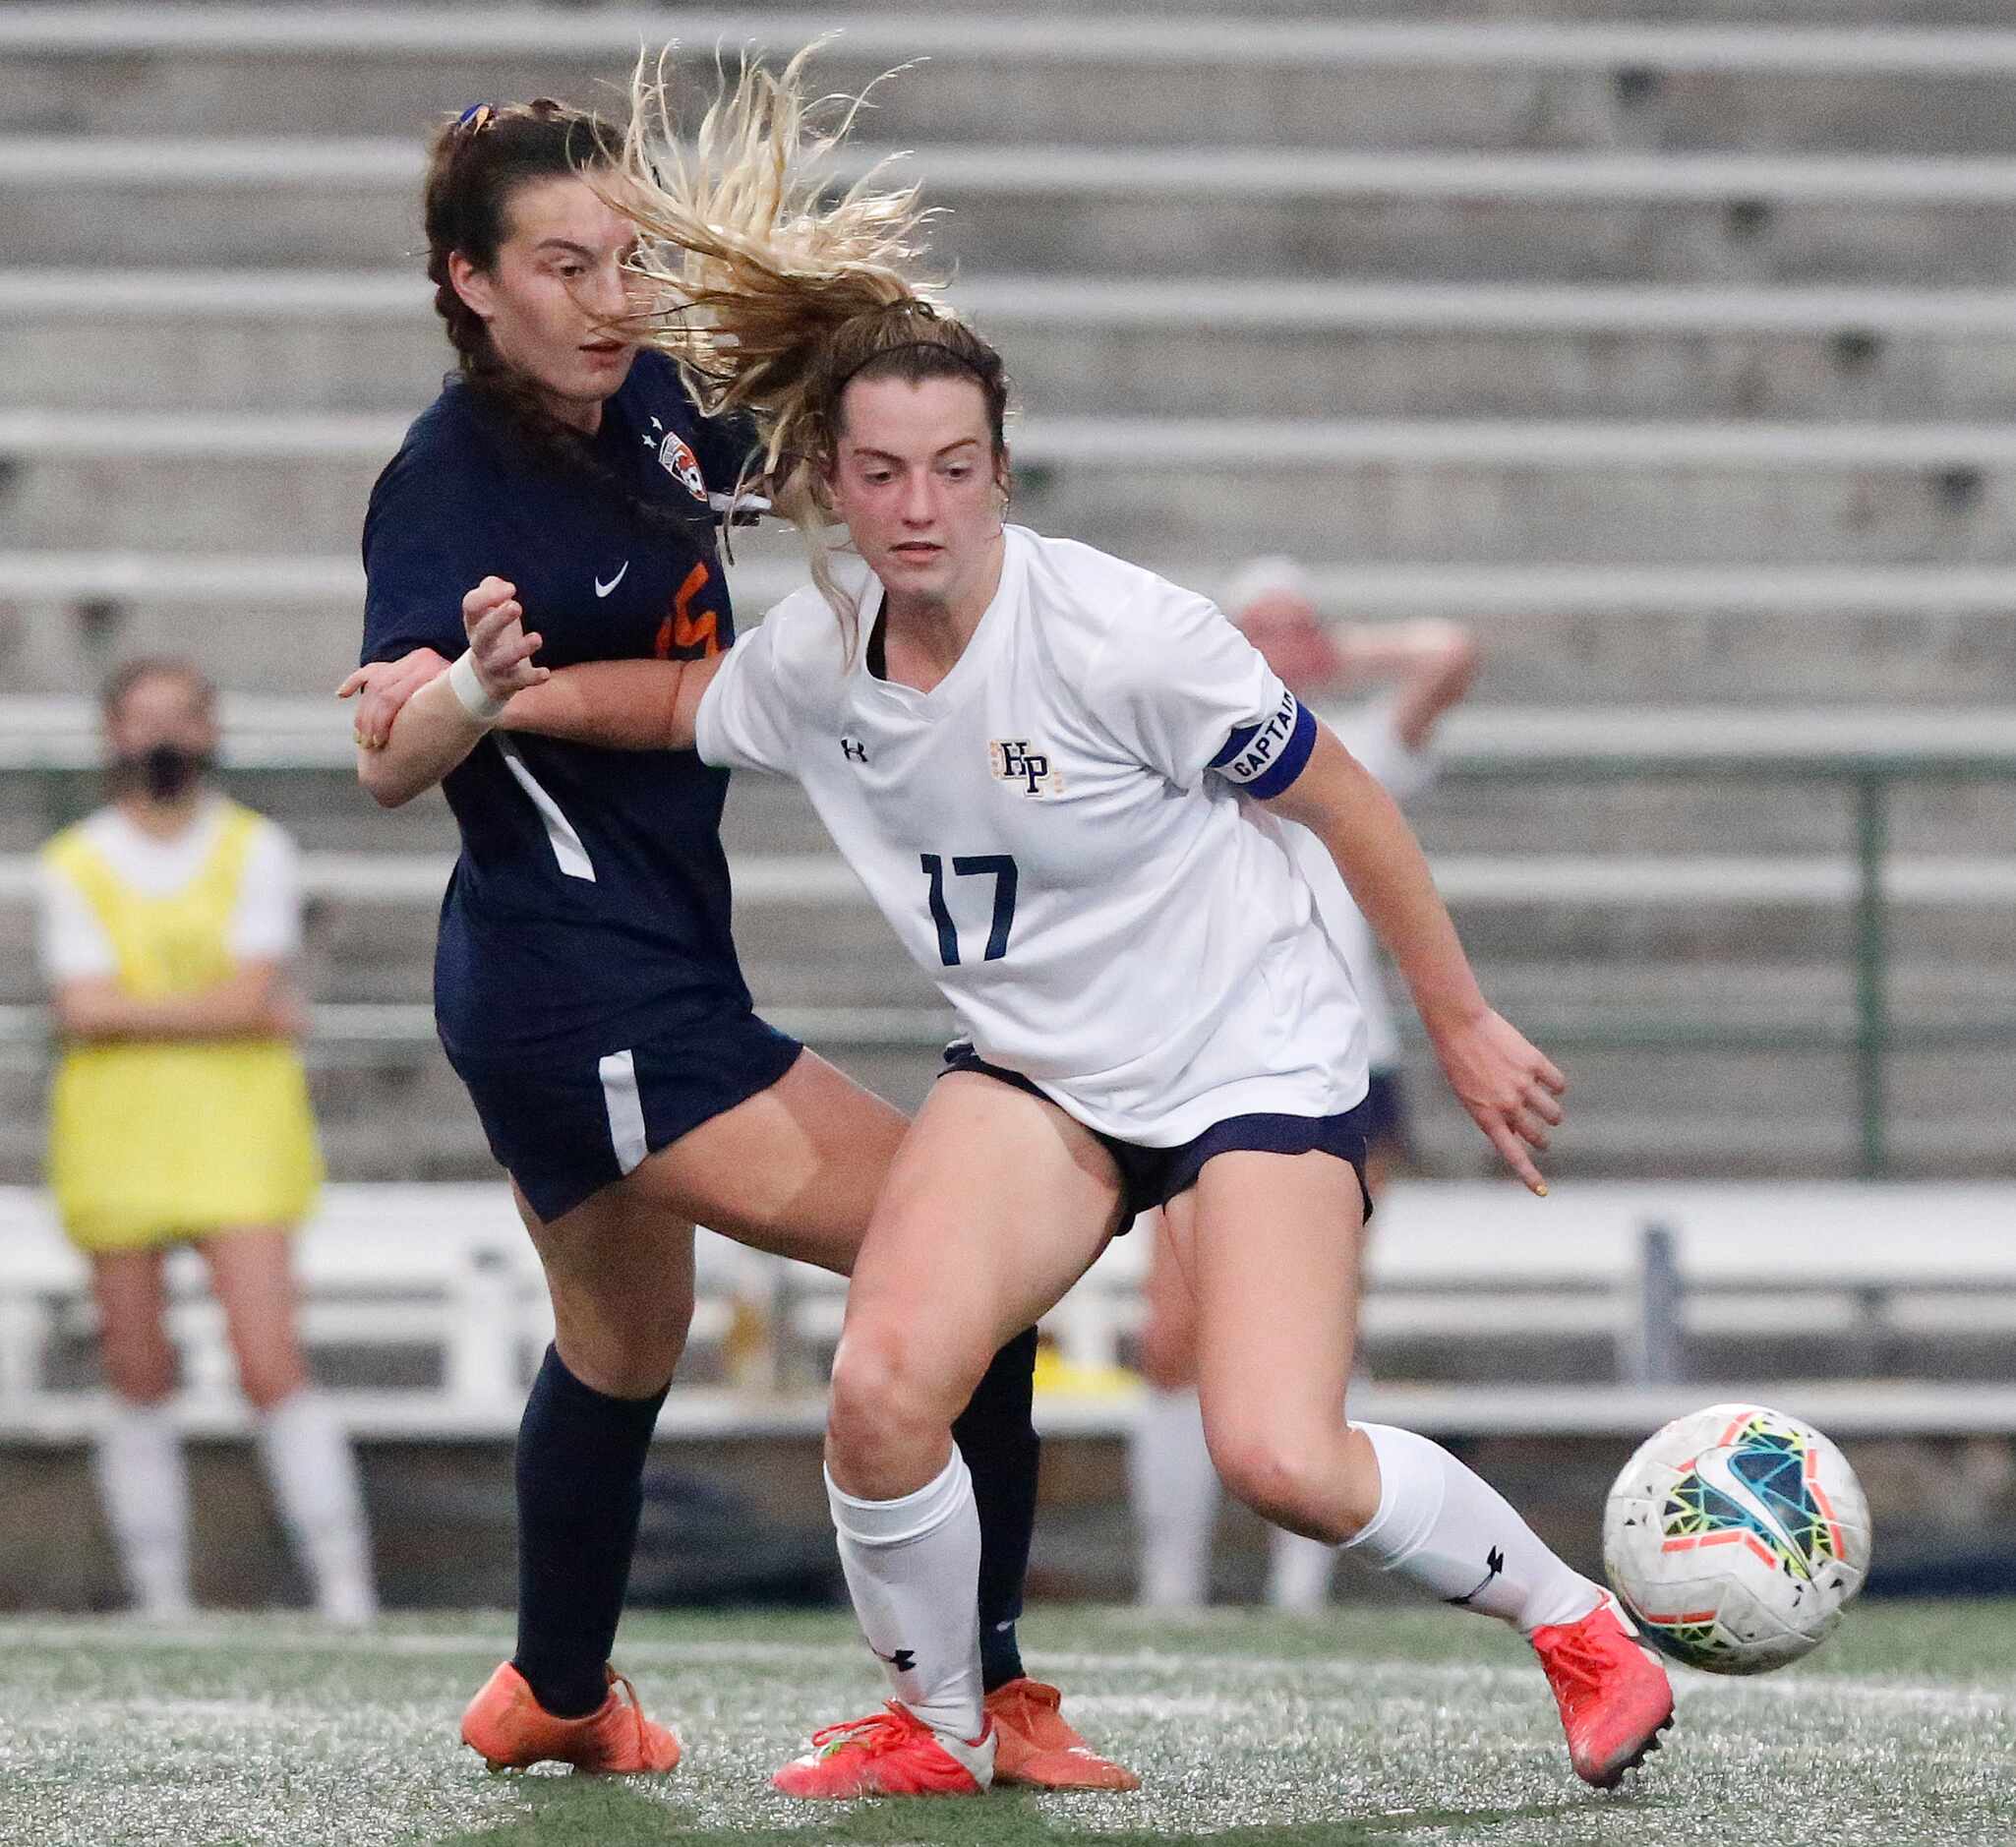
left=35, top=659, right=375, bottom=1623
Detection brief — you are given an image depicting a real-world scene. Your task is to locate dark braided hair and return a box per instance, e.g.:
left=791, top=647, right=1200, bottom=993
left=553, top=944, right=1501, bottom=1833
left=421, top=99, right=703, bottom=533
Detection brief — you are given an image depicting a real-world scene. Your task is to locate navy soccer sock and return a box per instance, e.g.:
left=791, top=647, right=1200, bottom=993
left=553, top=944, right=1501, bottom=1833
left=510, top=1344, right=669, bottom=1718
left=953, top=1326, right=1039, bottom=1693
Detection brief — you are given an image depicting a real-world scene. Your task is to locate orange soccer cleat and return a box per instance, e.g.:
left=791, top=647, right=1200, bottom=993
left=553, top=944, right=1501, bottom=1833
left=1529, top=1597, right=1675, bottom=1789
left=984, top=1677, right=1140, bottom=1791
left=771, top=1701, right=994, bottom=1799
left=460, top=1661, right=682, bottom=1775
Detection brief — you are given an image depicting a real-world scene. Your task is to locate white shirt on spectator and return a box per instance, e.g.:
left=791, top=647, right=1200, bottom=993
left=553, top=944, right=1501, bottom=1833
left=34, top=797, right=302, bottom=985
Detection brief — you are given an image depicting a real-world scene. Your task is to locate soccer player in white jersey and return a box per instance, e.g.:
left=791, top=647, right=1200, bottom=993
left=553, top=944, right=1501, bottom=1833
left=1132, top=564, right=1480, bottom=1613
left=344, top=52, right=1674, bottom=1800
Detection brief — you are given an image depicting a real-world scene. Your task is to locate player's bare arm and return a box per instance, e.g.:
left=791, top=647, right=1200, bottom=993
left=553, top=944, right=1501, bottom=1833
left=345, top=646, right=449, bottom=750
left=1263, top=721, right=1565, bottom=1193
left=338, top=575, right=549, bottom=807
left=502, top=652, right=723, bottom=753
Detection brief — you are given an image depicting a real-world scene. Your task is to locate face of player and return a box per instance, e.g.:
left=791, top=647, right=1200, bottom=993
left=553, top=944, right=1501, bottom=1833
left=449, top=174, right=640, bottom=432
left=105, top=672, right=218, bottom=806
left=1235, top=589, right=1343, bottom=697
left=828, top=375, right=1008, bottom=626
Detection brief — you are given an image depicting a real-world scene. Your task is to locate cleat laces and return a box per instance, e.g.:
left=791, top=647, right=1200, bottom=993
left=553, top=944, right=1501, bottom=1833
left=809, top=1703, right=919, bottom=1762
left=606, top=1670, right=651, bottom=1760
left=1543, top=1633, right=1610, bottom=1711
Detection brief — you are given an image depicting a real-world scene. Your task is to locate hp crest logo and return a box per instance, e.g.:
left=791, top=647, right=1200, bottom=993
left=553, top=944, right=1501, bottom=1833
left=989, top=739, right=1062, bottom=796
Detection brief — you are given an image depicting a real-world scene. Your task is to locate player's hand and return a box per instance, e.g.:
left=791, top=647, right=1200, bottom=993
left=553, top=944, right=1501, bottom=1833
left=1429, top=1007, right=1567, bottom=1195
left=461, top=575, right=549, bottom=702
left=335, top=647, right=449, bottom=749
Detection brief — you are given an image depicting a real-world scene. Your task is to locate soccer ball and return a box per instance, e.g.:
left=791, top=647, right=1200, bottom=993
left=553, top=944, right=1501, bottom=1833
left=1602, top=1402, right=1871, bottom=1675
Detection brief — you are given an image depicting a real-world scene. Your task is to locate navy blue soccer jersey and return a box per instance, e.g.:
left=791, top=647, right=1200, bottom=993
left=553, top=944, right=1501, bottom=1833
left=361, top=350, right=758, bottom=1066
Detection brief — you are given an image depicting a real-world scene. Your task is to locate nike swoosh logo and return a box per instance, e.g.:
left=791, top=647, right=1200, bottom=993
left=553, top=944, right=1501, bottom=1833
left=595, top=562, right=629, bottom=597
left=1691, top=1444, right=1809, bottom=1578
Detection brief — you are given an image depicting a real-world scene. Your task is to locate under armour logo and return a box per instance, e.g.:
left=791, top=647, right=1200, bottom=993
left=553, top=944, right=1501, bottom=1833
left=989, top=738, right=1061, bottom=796
left=871, top=1644, right=917, bottom=1673
left=841, top=737, right=868, bottom=763
left=1446, top=1545, right=1507, bottom=1608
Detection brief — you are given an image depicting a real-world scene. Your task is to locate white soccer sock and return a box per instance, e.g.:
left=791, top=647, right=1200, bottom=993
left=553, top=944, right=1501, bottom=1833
left=827, top=1451, right=984, bottom=1740
left=1128, top=1388, right=1220, bottom=1609
left=1267, top=1527, right=1339, bottom=1614
left=257, top=1390, right=378, bottom=1625
left=94, top=1399, right=193, bottom=1618
left=1343, top=1422, right=1602, bottom=1635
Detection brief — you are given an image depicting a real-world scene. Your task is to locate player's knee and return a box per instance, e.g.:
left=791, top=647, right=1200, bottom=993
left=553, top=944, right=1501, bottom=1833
left=828, top=1319, right=957, bottom=1468
left=828, top=1321, right=911, bottom=1434
left=547, top=1294, right=690, bottom=1399
left=1208, top=1422, right=1357, bottom=1543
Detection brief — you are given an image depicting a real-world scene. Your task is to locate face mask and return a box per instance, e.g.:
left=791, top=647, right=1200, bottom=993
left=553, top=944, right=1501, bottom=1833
left=115, top=744, right=212, bottom=803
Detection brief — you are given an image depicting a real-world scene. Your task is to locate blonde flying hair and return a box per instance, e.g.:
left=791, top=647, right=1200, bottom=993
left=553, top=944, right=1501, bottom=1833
left=604, top=45, right=1012, bottom=648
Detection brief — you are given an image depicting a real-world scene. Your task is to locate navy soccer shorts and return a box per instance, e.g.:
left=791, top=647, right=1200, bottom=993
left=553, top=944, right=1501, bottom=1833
left=1362, top=1066, right=1412, bottom=1162
left=938, top=1043, right=1373, bottom=1232
left=449, top=1009, right=803, bottom=1224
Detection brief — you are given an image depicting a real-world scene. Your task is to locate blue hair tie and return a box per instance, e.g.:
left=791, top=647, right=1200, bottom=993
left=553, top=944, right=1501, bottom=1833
left=454, top=102, right=495, bottom=135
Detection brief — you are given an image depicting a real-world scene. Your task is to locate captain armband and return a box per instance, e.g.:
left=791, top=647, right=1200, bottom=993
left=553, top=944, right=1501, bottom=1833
left=1208, top=689, right=1317, bottom=799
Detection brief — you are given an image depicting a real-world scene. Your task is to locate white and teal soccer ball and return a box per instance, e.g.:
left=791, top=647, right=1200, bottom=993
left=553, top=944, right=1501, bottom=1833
left=1602, top=1402, right=1871, bottom=1675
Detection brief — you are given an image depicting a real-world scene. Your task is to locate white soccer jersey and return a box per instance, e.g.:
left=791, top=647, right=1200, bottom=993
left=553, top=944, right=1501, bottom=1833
left=697, top=525, right=1369, bottom=1146
left=1287, top=698, right=1437, bottom=1073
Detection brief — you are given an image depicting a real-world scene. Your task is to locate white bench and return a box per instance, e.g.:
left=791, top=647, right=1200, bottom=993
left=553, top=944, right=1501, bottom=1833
left=16, top=1185, right=1991, bottom=1443
left=4, top=1180, right=2014, bottom=1443
left=0, top=1186, right=770, bottom=1440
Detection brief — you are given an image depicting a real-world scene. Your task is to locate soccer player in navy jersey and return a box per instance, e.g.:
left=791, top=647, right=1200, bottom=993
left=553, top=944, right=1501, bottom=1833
left=339, top=98, right=1131, bottom=1788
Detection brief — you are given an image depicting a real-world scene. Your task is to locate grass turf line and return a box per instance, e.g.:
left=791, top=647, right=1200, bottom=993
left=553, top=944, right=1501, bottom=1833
left=0, top=1602, right=2011, bottom=1847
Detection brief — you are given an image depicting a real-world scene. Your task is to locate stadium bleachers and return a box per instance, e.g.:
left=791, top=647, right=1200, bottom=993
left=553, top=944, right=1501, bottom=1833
left=1, top=2, right=2012, bottom=1200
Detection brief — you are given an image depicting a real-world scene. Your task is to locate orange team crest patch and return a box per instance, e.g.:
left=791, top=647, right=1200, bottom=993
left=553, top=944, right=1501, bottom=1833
left=658, top=432, right=709, bottom=502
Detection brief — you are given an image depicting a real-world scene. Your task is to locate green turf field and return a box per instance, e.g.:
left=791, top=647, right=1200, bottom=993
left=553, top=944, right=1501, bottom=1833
left=0, top=1601, right=2009, bottom=1847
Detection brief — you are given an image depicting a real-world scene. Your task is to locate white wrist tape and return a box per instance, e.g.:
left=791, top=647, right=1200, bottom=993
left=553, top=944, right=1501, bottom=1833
left=447, top=649, right=508, bottom=725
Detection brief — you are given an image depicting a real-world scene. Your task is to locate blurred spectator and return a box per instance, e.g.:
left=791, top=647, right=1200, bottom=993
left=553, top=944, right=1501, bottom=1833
left=1130, top=563, right=1477, bottom=1611
left=35, top=661, right=375, bottom=1622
